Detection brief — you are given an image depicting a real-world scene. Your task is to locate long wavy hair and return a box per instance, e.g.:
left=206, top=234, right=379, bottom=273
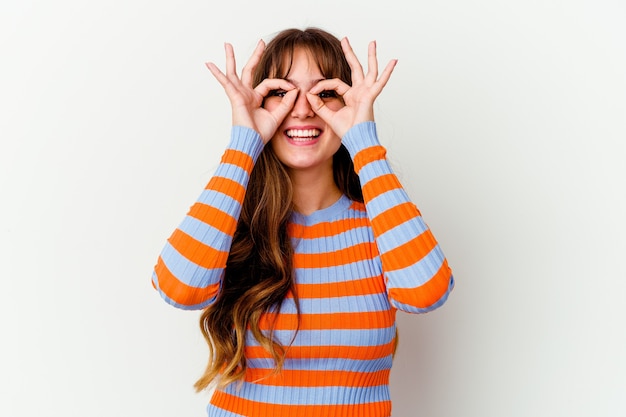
left=194, top=28, right=363, bottom=391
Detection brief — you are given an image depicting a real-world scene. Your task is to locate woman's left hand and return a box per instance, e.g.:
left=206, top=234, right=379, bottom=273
left=306, top=38, right=397, bottom=138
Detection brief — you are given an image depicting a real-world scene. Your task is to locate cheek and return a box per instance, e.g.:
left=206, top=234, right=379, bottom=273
left=329, top=135, right=343, bottom=153
left=263, top=97, right=281, bottom=111
left=324, top=99, right=345, bottom=111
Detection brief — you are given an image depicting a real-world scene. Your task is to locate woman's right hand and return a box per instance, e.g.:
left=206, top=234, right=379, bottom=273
left=205, top=40, right=298, bottom=144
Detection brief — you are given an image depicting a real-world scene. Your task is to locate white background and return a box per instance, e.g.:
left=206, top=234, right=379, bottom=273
left=1, top=1, right=625, bottom=416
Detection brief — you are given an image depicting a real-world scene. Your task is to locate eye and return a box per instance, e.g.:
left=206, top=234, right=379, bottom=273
left=267, top=89, right=287, bottom=98
left=318, top=90, right=338, bottom=99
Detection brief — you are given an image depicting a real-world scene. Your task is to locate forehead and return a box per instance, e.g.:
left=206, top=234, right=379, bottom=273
left=279, top=47, right=324, bottom=79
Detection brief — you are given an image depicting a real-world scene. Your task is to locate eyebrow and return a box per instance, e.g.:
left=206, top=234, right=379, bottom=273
left=285, top=77, right=326, bottom=86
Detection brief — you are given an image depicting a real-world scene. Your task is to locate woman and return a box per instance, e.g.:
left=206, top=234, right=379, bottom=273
left=152, top=27, right=454, bottom=417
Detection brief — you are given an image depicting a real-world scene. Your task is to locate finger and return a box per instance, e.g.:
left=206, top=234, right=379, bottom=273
left=308, top=78, right=351, bottom=97
left=373, top=59, right=398, bottom=92
left=205, top=61, right=246, bottom=105
left=205, top=62, right=230, bottom=88
left=254, top=78, right=296, bottom=98
left=241, top=39, right=265, bottom=87
left=305, top=92, right=336, bottom=124
left=267, top=88, right=298, bottom=123
left=224, top=43, right=237, bottom=78
left=365, top=41, right=379, bottom=83
left=341, top=37, right=364, bottom=84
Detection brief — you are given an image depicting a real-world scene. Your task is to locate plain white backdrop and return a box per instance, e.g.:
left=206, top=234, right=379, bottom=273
left=2, top=0, right=625, bottom=416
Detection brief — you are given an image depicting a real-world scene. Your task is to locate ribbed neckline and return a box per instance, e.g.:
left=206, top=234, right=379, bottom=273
left=291, top=194, right=351, bottom=225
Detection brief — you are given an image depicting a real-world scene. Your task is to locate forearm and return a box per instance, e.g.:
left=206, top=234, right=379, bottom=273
left=152, top=126, right=264, bottom=309
left=342, top=122, right=454, bottom=313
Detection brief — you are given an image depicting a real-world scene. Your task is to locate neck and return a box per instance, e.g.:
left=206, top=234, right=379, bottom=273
left=288, top=168, right=342, bottom=216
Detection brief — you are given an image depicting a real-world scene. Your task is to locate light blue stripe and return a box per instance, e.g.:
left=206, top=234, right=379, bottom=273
left=294, top=259, right=382, bottom=284
left=213, top=162, right=250, bottom=185
left=291, top=225, right=373, bottom=254
left=275, top=293, right=391, bottom=314
left=178, top=216, right=232, bottom=250
left=366, top=188, right=412, bottom=219
left=222, top=381, right=390, bottom=405
left=375, top=216, right=429, bottom=253
left=342, top=121, right=379, bottom=157
left=247, top=355, right=393, bottom=372
left=196, top=188, right=241, bottom=215
left=160, top=241, right=224, bottom=288
left=151, top=273, right=215, bottom=311
left=384, top=244, right=446, bottom=289
left=356, top=159, right=392, bottom=185
left=290, top=195, right=354, bottom=226
left=230, top=126, right=264, bottom=155
left=246, top=327, right=396, bottom=348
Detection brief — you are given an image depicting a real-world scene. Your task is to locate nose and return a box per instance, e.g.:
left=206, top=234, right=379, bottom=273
left=291, top=89, right=314, bottom=119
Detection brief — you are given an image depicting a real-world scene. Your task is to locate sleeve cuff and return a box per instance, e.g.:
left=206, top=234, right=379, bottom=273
left=341, top=121, right=381, bottom=157
left=229, top=126, right=265, bottom=162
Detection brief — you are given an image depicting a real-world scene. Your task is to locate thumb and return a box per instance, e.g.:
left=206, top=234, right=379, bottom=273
left=306, top=93, right=349, bottom=138
left=268, top=89, right=298, bottom=123
left=306, top=93, right=335, bottom=124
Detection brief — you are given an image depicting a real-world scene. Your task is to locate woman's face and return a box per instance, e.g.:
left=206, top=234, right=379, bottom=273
left=264, top=47, right=345, bottom=176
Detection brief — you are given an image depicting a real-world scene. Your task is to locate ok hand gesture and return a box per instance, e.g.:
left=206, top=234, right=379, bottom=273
left=205, top=40, right=298, bottom=144
left=306, top=38, right=397, bottom=139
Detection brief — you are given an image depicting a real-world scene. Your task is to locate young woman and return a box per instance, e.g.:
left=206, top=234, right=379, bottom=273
left=152, top=27, right=454, bottom=417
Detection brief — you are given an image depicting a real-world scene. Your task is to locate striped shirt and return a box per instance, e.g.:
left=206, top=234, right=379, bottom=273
left=152, top=122, right=454, bottom=417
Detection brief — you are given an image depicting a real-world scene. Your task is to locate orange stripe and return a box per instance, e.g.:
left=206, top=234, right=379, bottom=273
left=260, top=311, right=394, bottom=331
left=153, top=256, right=220, bottom=306
left=187, top=202, right=237, bottom=235
left=244, top=368, right=390, bottom=387
left=361, top=173, right=402, bottom=201
left=205, top=176, right=246, bottom=203
left=388, top=259, right=452, bottom=308
left=370, top=202, right=420, bottom=237
left=293, top=242, right=377, bottom=268
left=380, top=229, right=438, bottom=271
left=353, top=145, right=386, bottom=173
left=168, top=229, right=230, bottom=269
left=349, top=201, right=366, bottom=212
left=296, top=276, right=386, bottom=298
left=211, top=390, right=391, bottom=417
left=246, top=341, right=395, bottom=361
left=221, top=149, right=255, bottom=173
left=288, top=217, right=371, bottom=239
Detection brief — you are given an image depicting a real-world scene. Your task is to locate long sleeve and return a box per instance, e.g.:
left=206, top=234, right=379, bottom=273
left=152, top=127, right=264, bottom=310
left=341, top=122, right=454, bottom=313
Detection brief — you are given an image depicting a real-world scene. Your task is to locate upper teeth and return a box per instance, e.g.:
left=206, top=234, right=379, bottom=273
left=286, top=129, right=320, bottom=138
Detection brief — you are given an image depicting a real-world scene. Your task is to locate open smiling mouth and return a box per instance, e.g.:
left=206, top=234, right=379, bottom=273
left=285, top=128, right=321, bottom=142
